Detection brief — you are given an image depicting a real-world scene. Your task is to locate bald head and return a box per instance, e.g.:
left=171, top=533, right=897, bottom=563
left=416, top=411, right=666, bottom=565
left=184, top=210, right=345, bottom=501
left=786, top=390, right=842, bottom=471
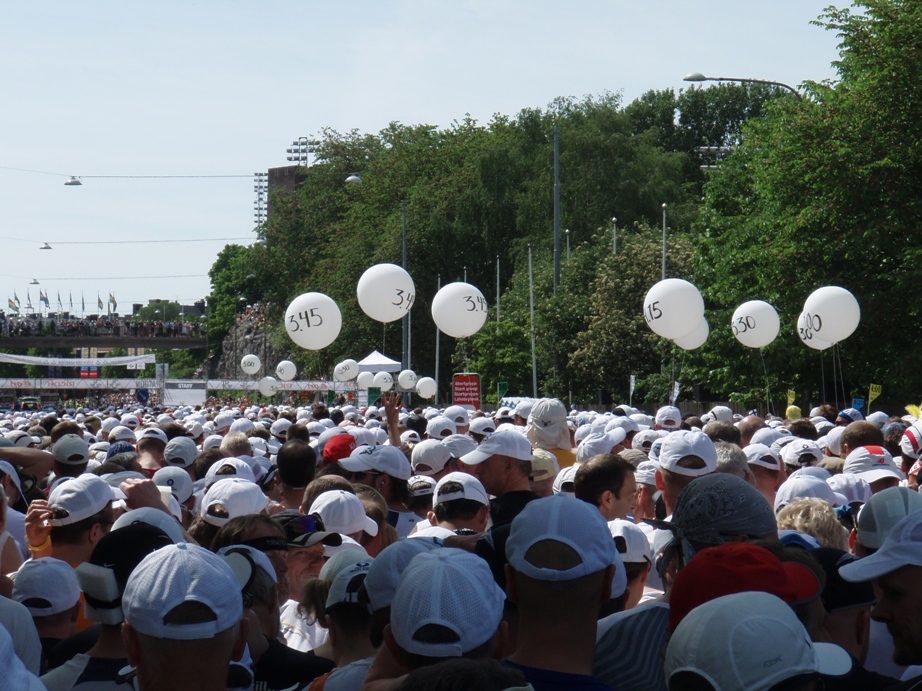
left=737, top=416, right=766, bottom=448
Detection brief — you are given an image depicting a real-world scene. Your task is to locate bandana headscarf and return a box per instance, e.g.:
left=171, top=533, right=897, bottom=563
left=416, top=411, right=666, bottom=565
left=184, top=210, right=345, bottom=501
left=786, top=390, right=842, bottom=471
left=647, top=473, right=777, bottom=578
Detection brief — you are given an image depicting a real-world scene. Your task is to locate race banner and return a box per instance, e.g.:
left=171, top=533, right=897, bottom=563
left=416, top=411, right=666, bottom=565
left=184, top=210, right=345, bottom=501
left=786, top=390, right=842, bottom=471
left=0, top=353, right=156, bottom=367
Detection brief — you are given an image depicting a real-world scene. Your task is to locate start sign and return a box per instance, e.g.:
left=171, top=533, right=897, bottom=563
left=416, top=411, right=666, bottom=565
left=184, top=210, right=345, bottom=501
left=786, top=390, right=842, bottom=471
left=452, top=373, right=481, bottom=410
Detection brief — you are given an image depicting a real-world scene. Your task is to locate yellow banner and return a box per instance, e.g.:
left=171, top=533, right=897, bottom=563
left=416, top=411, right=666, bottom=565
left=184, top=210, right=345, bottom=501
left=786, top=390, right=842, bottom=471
left=869, top=384, right=882, bottom=405
left=787, top=389, right=796, bottom=405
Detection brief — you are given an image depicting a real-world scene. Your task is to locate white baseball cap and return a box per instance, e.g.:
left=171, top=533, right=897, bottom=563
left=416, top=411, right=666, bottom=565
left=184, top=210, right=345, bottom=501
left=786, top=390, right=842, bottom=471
left=823, top=426, right=847, bottom=456
left=441, top=434, right=478, bottom=460
left=425, top=416, right=457, bottom=439
left=410, top=440, right=451, bottom=476
left=553, top=465, right=578, bottom=496
left=655, top=406, right=681, bottom=430
left=164, top=437, right=198, bottom=468
left=120, top=414, right=140, bottom=429
left=841, top=509, right=922, bottom=581
left=111, top=506, right=186, bottom=544
left=575, top=432, right=618, bottom=464
left=204, top=458, right=257, bottom=487
left=609, top=518, right=652, bottom=564
left=214, top=413, right=234, bottom=431
left=658, top=430, right=717, bottom=477
left=774, top=476, right=847, bottom=512
left=390, top=548, right=505, bottom=657
left=529, top=448, right=560, bottom=482
left=433, top=472, right=489, bottom=507
left=309, top=490, right=379, bottom=537
left=843, top=445, right=904, bottom=483
left=123, top=543, right=243, bottom=640
left=744, top=443, right=783, bottom=471
left=400, top=430, right=421, bottom=445
left=507, top=494, right=617, bottom=581
left=634, top=460, right=660, bottom=486
left=364, top=539, right=441, bottom=612
left=781, top=439, right=824, bottom=468
left=153, top=466, right=195, bottom=504
left=469, top=417, right=496, bottom=436
left=665, top=591, right=853, bottom=690
left=460, top=429, right=533, bottom=465
left=325, top=560, right=373, bottom=614
left=340, top=444, right=412, bottom=480
left=201, top=478, right=269, bottom=527
left=443, top=406, right=470, bottom=426
left=709, top=406, right=734, bottom=423
left=826, top=473, right=871, bottom=506
left=12, top=557, right=81, bottom=616
left=136, top=427, right=168, bottom=445
left=109, top=426, right=137, bottom=443
left=48, top=474, right=118, bottom=526
left=52, top=433, right=91, bottom=466
left=854, top=486, right=922, bottom=550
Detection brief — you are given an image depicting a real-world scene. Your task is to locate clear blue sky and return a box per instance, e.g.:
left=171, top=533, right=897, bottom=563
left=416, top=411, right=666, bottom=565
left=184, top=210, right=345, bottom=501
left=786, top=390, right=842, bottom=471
left=0, top=1, right=842, bottom=316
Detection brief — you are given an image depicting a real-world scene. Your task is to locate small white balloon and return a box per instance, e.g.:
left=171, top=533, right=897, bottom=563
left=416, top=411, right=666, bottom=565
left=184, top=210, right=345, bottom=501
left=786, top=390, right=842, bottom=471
left=285, top=292, right=342, bottom=350
left=240, top=354, right=261, bottom=375
left=258, top=376, right=279, bottom=397
left=674, top=318, right=709, bottom=350
left=334, top=359, right=359, bottom=382
left=356, top=371, right=375, bottom=389
left=373, top=371, right=394, bottom=392
left=275, top=360, right=297, bottom=381
left=397, top=369, right=418, bottom=390
left=731, top=301, right=780, bottom=349
left=431, top=282, right=488, bottom=339
left=357, top=263, right=416, bottom=323
left=797, top=312, right=833, bottom=351
left=642, top=279, right=705, bottom=340
left=416, top=376, right=437, bottom=399
left=802, top=286, right=860, bottom=344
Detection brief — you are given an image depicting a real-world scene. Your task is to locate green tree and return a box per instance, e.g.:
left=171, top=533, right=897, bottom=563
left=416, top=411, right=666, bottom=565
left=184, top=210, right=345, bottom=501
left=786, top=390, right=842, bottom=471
left=693, top=0, right=922, bottom=408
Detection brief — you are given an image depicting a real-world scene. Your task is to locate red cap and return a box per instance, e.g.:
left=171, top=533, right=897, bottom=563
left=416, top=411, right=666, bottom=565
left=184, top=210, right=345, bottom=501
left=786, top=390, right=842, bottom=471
left=668, top=542, right=820, bottom=632
left=323, top=434, right=357, bottom=463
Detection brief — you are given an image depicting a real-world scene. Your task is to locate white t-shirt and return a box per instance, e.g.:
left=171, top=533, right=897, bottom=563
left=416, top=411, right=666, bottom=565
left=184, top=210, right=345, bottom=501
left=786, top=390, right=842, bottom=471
left=5, top=506, right=29, bottom=560
left=279, top=598, right=329, bottom=652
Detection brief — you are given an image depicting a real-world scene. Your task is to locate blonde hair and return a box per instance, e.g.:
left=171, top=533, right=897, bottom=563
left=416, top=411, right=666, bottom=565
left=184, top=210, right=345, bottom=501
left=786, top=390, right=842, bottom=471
left=776, top=498, right=848, bottom=551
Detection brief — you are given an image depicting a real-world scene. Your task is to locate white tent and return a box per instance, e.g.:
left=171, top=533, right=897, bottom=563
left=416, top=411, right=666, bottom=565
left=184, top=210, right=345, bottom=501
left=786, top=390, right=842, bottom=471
left=357, top=350, right=402, bottom=373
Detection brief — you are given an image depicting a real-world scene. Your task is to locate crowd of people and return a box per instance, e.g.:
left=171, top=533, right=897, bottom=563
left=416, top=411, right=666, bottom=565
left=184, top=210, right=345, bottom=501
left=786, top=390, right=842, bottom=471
left=0, top=395, right=921, bottom=690
left=0, top=315, right=204, bottom=339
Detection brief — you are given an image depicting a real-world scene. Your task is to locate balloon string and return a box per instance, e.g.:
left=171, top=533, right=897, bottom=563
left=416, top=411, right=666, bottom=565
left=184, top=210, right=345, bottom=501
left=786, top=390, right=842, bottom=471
left=820, top=350, right=826, bottom=406
left=759, top=348, right=773, bottom=417
left=837, top=344, right=847, bottom=407
left=831, top=345, right=839, bottom=409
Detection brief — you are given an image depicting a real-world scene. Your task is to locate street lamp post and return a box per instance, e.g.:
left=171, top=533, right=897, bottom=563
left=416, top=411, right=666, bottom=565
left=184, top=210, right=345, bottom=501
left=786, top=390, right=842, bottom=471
left=661, top=203, right=667, bottom=280
left=683, top=72, right=802, bottom=100
left=612, top=217, right=617, bottom=256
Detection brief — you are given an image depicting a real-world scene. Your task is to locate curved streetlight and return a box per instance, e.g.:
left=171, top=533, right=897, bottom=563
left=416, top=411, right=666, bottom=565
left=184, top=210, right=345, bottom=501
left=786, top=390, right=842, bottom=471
left=345, top=173, right=362, bottom=184
left=64, top=176, right=82, bottom=186
left=40, top=242, right=52, bottom=250
left=683, top=72, right=802, bottom=100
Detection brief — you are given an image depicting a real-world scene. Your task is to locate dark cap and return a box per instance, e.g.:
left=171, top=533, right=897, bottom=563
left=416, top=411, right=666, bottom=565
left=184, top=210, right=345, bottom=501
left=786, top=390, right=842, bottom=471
left=273, top=510, right=343, bottom=549
left=812, top=547, right=876, bottom=613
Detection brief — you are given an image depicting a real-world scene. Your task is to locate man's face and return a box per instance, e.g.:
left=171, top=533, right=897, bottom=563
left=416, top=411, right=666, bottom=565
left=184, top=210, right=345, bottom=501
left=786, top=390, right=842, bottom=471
left=465, top=456, right=504, bottom=496
left=872, top=565, right=922, bottom=665
left=287, top=542, right=326, bottom=597
left=609, top=472, right=636, bottom=520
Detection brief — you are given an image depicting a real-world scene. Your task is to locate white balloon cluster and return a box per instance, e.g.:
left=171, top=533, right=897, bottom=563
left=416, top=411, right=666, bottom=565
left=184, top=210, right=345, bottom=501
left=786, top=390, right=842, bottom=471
left=797, top=286, right=860, bottom=350
left=275, top=360, right=297, bottom=381
left=643, top=279, right=708, bottom=351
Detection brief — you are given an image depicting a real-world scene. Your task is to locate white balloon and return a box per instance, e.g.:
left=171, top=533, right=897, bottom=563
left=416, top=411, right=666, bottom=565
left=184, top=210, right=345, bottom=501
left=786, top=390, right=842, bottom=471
left=431, top=282, right=488, bottom=338
left=642, top=279, right=705, bottom=340
left=731, top=301, right=780, bottom=349
left=356, top=371, right=375, bottom=389
left=240, top=354, right=261, bottom=375
left=397, top=369, right=417, bottom=390
left=674, top=318, right=709, bottom=350
left=797, top=312, right=833, bottom=351
left=416, top=377, right=437, bottom=399
left=372, top=372, right=394, bottom=392
left=258, top=376, right=279, bottom=397
left=285, top=292, right=342, bottom=350
left=334, top=359, right=359, bottom=382
left=275, top=360, right=297, bottom=381
left=802, top=286, right=860, bottom=344
left=357, top=263, right=416, bottom=323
